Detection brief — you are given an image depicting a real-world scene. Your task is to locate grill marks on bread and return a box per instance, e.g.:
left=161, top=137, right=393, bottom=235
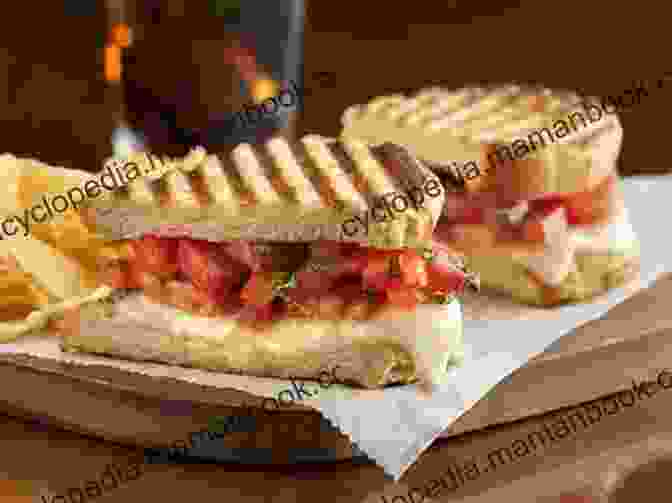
left=190, top=156, right=228, bottom=206
left=232, top=143, right=283, bottom=206
left=324, top=140, right=370, bottom=208
left=425, top=85, right=522, bottom=131
left=101, top=137, right=430, bottom=221
left=302, top=136, right=369, bottom=213
left=162, top=169, right=200, bottom=209
left=285, top=139, right=340, bottom=209
left=266, top=137, right=320, bottom=207
left=350, top=85, right=619, bottom=150
left=340, top=139, right=402, bottom=209
left=218, top=153, right=257, bottom=207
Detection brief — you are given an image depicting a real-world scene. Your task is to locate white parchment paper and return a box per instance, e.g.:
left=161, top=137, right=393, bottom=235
left=303, top=175, right=667, bottom=479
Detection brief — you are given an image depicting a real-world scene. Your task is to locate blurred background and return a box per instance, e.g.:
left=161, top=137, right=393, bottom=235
left=0, top=0, right=667, bottom=174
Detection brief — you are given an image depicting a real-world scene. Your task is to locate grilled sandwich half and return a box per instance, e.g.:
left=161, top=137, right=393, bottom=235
left=83, top=136, right=444, bottom=250
left=61, top=137, right=477, bottom=389
left=341, top=85, right=639, bottom=306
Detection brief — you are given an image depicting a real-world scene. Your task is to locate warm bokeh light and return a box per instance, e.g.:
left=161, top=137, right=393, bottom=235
left=0, top=480, right=34, bottom=501
left=104, top=44, right=122, bottom=83
left=252, top=77, right=280, bottom=103
left=110, top=23, right=132, bottom=48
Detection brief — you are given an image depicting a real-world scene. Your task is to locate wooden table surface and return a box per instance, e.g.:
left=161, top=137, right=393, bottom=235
left=5, top=369, right=672, bottom=503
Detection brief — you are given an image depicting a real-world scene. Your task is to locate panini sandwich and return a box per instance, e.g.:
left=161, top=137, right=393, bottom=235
left=341, top=85, right=639, bottom=306
left=62, top=136, right=478, bottom=389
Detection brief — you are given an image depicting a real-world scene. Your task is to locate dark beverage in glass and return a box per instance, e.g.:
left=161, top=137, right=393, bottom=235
left=106, top=0, right=304, bottom=158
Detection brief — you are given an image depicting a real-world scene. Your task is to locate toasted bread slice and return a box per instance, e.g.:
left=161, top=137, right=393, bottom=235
left=340, top=84, right=623, bottom=199
left=61, top=290, right=464, bottom=389
left=464, top=250, right=639, bottom=306
left=83, top=137, right=445, bottom=250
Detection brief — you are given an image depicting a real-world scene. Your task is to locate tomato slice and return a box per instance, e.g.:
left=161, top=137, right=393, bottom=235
left=457, top=206, right=486, bottom=224
left=524, top=175, right=615, bottom=226
left=362, top=251, right=392, bottom=291
left=386, top=282, right=419, bottom=310
left=101, top=263, right=129, bottom=289
left=521, top=217, right=546, bottom=242
left=295, top=270, right=336, bottom=296
left=125, top=261, right=147, bottom=290
left=333, top=248, right=368, bottom=276
left=132, top=235, right=179, bottom=276
left=330, top=280, right=366, bottom=301
left=240, top=272, right=276, bottom=307
left=177, top=239, right=211, bottom=289
left=520, top=198, right=561, bottom=242
left=563, top=175, right=615, bottom=225
left=528, top=195, right=565, bottom=218
left=339, top=242, right=365, bottom=257
left=239, top=303, right=274, bottom=324
left=426, top=262, right=467, bottom=294
left=254, top=303, right=275, bottom=321
left=190, top=286, right=213, bottom=306
left=398, top=250, right=428, bottom=287
left=178, top=239, right=247, bottom=298
left=222, top=240, right=260, bottom=272
left=164, top=280, right=211, bottom=310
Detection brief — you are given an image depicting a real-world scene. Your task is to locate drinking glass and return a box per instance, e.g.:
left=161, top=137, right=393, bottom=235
left=105, top=0, right=305, bottom=158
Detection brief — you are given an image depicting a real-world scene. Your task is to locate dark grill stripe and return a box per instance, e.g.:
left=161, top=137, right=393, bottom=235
left=326, top=140, right=358, bottom=182
left=295, top=139, right=342, bottom=209
left=221, top=150, right=258, bottom=206
left=254, top=143, right=297, bottom=204
left=186, top=170, right=211, bottom=206
left=327, top=140, right=373, bottom=206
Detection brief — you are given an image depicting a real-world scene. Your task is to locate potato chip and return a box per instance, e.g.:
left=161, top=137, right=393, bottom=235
left=13, top=157, right=106, bottom=290
left=7, top=238, right=97, bottom=300
left=0, top=252, right=43, bottom=323
left=0, top=154, right=25, bottom=214
left=0, top=156, right=127, bottom=338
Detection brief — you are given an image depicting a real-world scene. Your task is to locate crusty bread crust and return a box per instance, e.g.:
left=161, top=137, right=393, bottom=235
left=61, top=296, right=464, bottom=389
left=83, top=138, right=445, bottom=250
left=464, top=251, right=639, bottom=306
left=340, top=85, right=624, bottom=197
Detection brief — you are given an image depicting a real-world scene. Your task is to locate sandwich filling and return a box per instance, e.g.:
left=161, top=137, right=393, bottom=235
left=98, top=237, right=477, bottom=329
left=436, top=172, right=638, bottom=302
